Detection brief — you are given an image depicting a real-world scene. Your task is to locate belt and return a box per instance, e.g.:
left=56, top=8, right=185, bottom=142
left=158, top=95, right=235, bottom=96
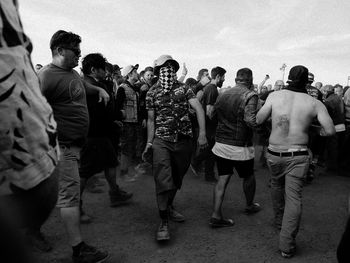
left=267, top=149, right=309, bottom=157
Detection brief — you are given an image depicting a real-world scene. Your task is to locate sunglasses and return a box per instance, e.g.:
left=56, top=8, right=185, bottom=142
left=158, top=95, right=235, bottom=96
left=61, top=46, right=81, bottom=56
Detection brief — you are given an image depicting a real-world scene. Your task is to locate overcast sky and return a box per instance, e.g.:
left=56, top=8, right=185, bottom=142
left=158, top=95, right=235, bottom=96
left=19, top=0, right=350, bottom=87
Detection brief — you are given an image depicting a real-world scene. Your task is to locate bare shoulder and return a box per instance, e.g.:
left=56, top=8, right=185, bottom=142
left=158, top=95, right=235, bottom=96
left=314, top=98, right=326, bottom=111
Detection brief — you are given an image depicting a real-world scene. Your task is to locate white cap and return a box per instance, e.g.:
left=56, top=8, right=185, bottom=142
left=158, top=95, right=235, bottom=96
left=121, top=64, right=139, bottom=77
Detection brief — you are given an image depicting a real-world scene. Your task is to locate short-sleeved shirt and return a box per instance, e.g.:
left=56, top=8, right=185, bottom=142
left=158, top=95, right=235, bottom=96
left=39, top=64, right=89, bottom=147
left=201, top=83, right=219, bottom=136
left=146, top=82, right=195, bottom=142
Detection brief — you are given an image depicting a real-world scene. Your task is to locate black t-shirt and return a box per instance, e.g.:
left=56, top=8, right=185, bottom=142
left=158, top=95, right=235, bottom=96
left=201, top=83, right=219, bottom=136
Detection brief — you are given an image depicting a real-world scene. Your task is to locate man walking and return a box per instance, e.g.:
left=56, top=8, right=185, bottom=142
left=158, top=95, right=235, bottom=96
left=257, top=65, right=335, bottom=258
left=143, top=55, right=207, bottom=241
left=191, top=66, right=226, bottom=182
left=116, top=64, right=143, bottom=180
left=210, top=68, right=261, bottom=228
left=79, top=53, right=132, bottom=217
left=39, top=30, right=109, bottom=263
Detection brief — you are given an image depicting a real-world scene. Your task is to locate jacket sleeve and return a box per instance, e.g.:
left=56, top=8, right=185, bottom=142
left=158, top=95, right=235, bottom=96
left=244, top=94, right=259, bottom=128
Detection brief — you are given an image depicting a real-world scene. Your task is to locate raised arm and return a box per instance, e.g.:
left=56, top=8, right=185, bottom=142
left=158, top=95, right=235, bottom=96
left=257, top=74, right=269, bottom=94
left=177, top=63, right=188, bottom=83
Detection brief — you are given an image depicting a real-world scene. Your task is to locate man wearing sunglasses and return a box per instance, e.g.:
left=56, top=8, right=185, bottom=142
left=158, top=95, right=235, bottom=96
left=38, top=30, right=109, bottom=263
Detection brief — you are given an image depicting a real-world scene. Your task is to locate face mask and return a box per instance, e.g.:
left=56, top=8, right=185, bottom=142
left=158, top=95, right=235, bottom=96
left=159, top=66, right=176, bottom=92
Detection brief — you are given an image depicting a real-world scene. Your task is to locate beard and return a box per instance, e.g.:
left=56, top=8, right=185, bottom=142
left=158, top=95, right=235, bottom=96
left=217, top=80, right=224, bottom=88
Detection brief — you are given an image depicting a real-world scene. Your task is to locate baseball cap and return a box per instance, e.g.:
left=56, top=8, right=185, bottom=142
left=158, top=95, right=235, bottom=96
left=153, top=55, right=179, bottom=75
left=121, top=64, right=139, bottom=77
left=113, top=64, right=122, bottom=72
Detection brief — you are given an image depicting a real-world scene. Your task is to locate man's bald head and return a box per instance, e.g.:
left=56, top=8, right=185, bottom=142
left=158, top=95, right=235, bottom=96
left=274, top=80, right=284, bottom=91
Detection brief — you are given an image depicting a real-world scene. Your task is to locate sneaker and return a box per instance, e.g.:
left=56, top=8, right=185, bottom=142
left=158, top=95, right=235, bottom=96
left=209, top=217, right=235, bottom=228
left=281, top=250, right=295, bottom=259
left=169, top=207, right=185, bottom=222
left=244, top=203, right=261, bottom=215
left=156, top=220, right=170, bottom=241
left=73, top=243, right=109, bottom=263
left=109, top=190, right=133, bottom=207
left=26, top=230, right=52, bottom=252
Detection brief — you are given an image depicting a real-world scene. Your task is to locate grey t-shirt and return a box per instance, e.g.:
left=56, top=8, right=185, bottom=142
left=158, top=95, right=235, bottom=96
left=39, top=64, right=89, bottom=146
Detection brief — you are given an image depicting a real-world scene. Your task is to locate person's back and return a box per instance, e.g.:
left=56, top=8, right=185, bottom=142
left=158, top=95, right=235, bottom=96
left=268, top=90, right=320, bottom=147
left=256, top=65, right=335, bottom=259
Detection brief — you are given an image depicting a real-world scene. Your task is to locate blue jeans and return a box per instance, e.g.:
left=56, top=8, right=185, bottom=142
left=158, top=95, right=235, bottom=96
left=266, top=151, right=310, bottom=253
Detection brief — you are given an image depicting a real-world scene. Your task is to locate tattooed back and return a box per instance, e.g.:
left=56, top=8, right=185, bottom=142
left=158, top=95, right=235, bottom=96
left=257, top=90, right=333, bottom=147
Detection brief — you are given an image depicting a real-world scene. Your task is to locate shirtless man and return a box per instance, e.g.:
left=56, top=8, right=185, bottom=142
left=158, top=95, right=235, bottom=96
left=256, top=65, right=335, bottom=258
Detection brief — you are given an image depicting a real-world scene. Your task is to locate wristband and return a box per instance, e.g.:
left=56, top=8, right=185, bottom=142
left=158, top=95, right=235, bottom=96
left=147, top=142, right=153, bottom=146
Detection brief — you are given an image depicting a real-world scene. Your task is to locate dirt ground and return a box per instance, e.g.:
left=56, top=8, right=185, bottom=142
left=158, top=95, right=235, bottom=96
left=19, top=150, right=350, bottom=263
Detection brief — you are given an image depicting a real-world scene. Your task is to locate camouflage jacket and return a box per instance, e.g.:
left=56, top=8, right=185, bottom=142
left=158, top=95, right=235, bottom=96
left=146, top=82, right=195, bottom=142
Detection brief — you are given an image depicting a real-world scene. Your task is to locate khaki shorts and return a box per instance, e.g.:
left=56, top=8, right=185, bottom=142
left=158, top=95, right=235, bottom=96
left=55, top=145, right=81, bottom=208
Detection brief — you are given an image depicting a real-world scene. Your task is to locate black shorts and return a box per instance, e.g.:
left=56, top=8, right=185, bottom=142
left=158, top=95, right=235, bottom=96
left=216, top=156, right=254, bottom=178
left=80, top=137, right=119, bottom=178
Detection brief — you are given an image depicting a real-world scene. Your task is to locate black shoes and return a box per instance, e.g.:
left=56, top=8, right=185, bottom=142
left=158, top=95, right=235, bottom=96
left=244, top=203, right=262, bottom=215
left=209, top=217, right=235, bottom=228
left=73, top=243, right=109, bottom=263
left=109, top=189, right=133, bottom=207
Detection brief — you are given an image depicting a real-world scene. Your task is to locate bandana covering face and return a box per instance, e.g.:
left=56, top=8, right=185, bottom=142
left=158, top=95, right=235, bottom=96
left=159, top=66, right=177, bottom=92
left=285, top=65, right=308, bottom=94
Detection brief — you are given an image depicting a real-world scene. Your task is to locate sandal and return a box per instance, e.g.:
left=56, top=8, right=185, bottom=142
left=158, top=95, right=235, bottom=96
left=244, top=203, right=261, bottom=215
left=209, top=217, right=235, bottom=228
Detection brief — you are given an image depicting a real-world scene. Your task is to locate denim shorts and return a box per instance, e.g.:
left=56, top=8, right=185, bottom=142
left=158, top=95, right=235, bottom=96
left=55, top=145, right=81, bottom=208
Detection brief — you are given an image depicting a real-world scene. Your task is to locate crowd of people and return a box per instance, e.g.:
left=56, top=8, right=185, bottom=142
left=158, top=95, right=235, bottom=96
left=1, top=1, right=350, bottom=263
